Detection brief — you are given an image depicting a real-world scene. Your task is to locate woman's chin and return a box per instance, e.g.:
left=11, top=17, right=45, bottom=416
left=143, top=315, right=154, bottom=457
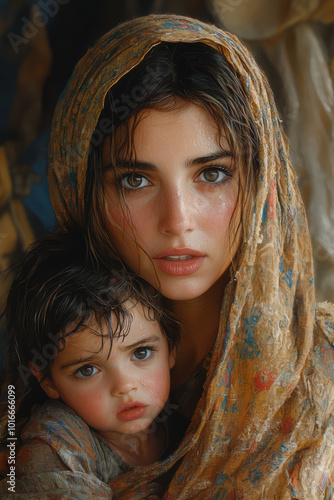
left=156, top=281, right=212, bottom=302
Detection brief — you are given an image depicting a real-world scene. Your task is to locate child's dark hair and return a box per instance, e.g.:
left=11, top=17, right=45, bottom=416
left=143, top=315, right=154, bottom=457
left=1, top=229, right=179, bottom=409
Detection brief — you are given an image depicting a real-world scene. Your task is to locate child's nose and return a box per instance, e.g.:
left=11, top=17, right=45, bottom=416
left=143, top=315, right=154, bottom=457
left=110, top=367, right=137, bottom=396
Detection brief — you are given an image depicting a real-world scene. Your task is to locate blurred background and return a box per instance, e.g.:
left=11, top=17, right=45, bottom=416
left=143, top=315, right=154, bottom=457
left=1, top=0, right=334, bottom=365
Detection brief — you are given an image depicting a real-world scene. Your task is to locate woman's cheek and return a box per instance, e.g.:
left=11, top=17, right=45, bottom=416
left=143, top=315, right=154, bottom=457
left=114, top=202, right=156, bottom=248
left=105, top=195, right=147, bottom=238
left=130, top=208, right=153, bottom=237
left=204, top=197, right=235, bottom=231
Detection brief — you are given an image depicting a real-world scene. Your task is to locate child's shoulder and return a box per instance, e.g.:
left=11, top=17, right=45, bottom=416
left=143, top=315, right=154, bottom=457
left=24, top=399, right=87, bottom=432
left=22, top=399, right=98, bottom=459
left=20, top=399, right=130, bottom=480
left=25, top=399, right=86, bottom=432
left=0, top=400, right=129, bottom=497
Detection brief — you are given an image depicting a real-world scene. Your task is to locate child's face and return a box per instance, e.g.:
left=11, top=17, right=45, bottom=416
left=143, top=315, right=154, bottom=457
left=38, top=302, right=175, bottom=438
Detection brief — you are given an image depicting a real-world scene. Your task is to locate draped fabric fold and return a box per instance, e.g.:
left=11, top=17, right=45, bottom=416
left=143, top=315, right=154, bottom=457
left=48, top=14, right=334, bottom=498
left=209, top=0, right=334, bottom=40
left=210, top=0, right=334, bottom=302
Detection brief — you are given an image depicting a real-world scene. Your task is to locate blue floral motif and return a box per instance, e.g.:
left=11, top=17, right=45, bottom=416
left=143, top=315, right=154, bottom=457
left=249, top=467, right=264, bottom=484
left=325, top=320, right=334, bottom=332
left=216, top=474, right=228, bottom=485
left=218, top=358, right=234, bottom=388
left=314, top=345, right=334, bottom=380
left=241, top=314, right=261, bottom=360
left=162, top=20, right=204, bottom=34
left=279, top=257, right=293, bottom=288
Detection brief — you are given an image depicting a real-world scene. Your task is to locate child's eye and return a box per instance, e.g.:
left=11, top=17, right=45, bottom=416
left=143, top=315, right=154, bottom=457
left=198, top=167, right=231, bottom=183
left=75, top=365, right=99, bottom=378
left=120, top=173, right=150, bottom=190
left=132, top=347, right=154, bottom=361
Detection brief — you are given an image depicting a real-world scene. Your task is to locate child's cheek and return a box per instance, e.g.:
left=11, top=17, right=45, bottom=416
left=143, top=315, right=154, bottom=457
left=142, top=367, right=171, bottom=407
left=62, top=390, right=106, bottom=426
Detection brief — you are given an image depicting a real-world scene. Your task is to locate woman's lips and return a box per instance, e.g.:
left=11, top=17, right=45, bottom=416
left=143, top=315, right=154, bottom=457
left=117, top=402, right=147, bottom=422
left=153, top=248, right=205, bottom=276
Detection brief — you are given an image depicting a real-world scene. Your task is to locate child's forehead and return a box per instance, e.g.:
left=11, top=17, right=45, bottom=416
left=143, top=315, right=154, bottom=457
left=60, top=301, right=164, bottom=352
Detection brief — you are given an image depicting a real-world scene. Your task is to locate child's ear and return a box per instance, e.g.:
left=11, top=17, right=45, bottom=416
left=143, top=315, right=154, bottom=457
left=169, top=347, right=177, bottom=369
left=28, top=362, right=60, bottom=400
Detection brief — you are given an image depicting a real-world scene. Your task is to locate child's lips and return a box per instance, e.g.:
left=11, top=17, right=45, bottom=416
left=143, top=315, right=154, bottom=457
left=117, top=402, right=147, bottom=422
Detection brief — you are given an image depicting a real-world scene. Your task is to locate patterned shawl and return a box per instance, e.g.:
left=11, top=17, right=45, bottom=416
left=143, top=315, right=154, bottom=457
left=48, top=15, right=334, bottom=499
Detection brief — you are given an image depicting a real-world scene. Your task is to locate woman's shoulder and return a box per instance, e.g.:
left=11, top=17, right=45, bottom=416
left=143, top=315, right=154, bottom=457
left=306, top=302, right=334, bottom=418
left=312, top=301, right=334, bottom=379
left=315, top=302, right=334, bottom=342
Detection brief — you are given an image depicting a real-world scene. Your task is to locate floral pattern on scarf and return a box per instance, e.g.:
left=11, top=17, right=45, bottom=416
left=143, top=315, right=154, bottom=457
left=48, top=15, right=334, bottom=499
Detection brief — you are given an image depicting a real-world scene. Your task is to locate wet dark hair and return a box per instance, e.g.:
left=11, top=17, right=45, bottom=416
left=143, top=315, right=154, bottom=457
left=1, top=229, right=179, bottom=406
left=84, top=41, right=259, bottom=269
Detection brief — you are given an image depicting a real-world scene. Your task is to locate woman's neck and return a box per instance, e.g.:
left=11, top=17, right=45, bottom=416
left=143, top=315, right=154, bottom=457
left=169, top=274, right=228, bottom=386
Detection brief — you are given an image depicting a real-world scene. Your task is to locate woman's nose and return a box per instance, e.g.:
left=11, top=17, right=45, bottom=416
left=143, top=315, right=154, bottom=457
left=110, top=367, right=137, bottom=397
left=158, top=184, right=195, bottom=236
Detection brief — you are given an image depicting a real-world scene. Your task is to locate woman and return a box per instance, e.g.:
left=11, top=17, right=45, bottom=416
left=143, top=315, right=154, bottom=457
left=48, top=14, right=334, bottom=499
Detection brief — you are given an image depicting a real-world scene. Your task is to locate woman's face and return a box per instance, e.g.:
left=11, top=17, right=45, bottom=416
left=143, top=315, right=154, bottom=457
left=103, top=103, right=240, bottom=301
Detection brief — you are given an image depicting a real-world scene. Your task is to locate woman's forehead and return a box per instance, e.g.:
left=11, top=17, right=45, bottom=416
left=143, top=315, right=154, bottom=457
left=102, top=103, right=230, bottom=166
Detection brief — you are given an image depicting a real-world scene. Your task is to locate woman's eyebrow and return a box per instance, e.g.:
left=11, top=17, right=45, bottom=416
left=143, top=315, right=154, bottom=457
left=186, top=150, right=233, bottom=167
left=105, top=150, right=232, bottom=172
left=107, top=160, right=157, bottom=171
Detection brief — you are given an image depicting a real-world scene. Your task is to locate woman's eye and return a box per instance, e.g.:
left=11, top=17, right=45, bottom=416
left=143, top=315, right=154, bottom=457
left=121, top=173, right=149, bottom=189
left=75, top=365, right=98, bottom=378
left=199, top=168, right=227, bottom=183
left=132, top=347, right=152, bottom=361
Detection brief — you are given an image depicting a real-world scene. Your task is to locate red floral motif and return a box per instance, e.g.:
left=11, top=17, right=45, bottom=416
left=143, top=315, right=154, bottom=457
left=289, top=459, right=303, bottom=497
left=320, top=473, right=328, bottom=489
left=268, top=180, right=276, bottom=219
left=254, top=369, right=277, bottom=391
left=281, top=416, right=294, bottom=434
left=320, top=346, right=334, bottom=366
left=224, top=371, right=231, bottom=387
left=249, top=441, right=259, bottom=453
left=228, top=488, right=245, bottom=500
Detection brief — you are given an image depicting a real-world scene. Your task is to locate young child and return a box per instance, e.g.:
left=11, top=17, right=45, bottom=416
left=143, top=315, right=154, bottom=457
left=0, top=230, right=181, bottom=498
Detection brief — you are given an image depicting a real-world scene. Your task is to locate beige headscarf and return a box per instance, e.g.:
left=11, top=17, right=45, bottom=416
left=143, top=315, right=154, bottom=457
left=210, top=0, right=334, bottom=304
left=48, top=15, right=334, bottom=498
